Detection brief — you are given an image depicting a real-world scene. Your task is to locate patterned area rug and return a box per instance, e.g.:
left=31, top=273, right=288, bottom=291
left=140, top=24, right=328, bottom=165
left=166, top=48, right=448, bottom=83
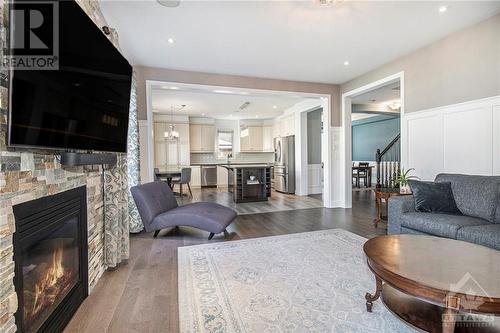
left=178, top=229, right=416, bottom=332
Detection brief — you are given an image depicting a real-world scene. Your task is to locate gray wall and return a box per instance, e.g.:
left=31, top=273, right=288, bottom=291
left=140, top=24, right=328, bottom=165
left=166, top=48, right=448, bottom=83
left=352, top=115, right=400, bottom=161
left=341, top=14, right=500, bottom=121
left=307, top=109, right=322, bottom=164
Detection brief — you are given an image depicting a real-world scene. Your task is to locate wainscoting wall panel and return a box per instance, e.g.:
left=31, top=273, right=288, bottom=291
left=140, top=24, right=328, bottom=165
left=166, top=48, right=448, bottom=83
left=406, top=114, right=442, bottom=181
left=308, top=164, right=323, bottom=194
left=403, top=96, right=500, bottom=180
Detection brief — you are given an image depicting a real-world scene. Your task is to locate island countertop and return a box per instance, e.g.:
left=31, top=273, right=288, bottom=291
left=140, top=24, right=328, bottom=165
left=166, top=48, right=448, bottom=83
left=219, top=164, right=273, bottom=169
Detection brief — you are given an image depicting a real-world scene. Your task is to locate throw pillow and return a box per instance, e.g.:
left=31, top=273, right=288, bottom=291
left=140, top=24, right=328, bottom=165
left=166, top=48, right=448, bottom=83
left=408, top=180, right=462, bottom=215
left=435, top=174, right=500, bottom=223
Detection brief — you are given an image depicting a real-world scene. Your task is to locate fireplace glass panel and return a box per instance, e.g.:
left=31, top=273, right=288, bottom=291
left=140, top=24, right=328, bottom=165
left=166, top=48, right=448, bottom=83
left=21, top=216, right=80, bottom=333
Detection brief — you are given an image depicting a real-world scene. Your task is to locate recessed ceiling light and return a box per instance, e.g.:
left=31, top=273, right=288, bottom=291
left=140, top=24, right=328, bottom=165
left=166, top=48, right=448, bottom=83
left=343, top=60, right=350, bottom=66
left=439, top=5, right=447, bottom=13
left=213, top=90, right=233, bottom=94
left=255, top=115, right=259, bottom=118
left=167, top=37, right=174, bottom=44
left=201, top=113, right=206, bottom=116
left=272, top=105, right=277, bottom=109
left=239, top=92, right=249, bottom=95
left=157, top=0, right=180, bottom=8
left=162, top=85, right=178, bottom=90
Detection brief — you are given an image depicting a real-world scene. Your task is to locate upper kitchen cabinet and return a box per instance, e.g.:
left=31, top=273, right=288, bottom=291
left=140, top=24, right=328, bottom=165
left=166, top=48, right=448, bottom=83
left=240, top=126, right=263, bottom=152
left=190, top=124, right=216, bottom=152
left=280, top=115, right=295, bottom=137
left=262, top=126, right=274, bottom=152
left=154, top=122, right=190, bottom=168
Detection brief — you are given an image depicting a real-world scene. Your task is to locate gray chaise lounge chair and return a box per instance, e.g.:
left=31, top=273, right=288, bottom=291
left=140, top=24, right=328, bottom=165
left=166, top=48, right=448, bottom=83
left=131, top=181, right=237, bottom=239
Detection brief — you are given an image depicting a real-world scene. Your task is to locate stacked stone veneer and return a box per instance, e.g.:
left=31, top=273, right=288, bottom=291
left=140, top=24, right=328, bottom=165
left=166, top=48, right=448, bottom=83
left=0, top=1, right=127, bottom=332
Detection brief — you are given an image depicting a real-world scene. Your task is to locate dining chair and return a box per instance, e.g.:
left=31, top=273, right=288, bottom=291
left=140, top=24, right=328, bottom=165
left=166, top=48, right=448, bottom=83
left=172, top=168, right=193, bottom=197
left=353, top=162, right=370, bottom=188
left=358, top=162, right=370, bottom=187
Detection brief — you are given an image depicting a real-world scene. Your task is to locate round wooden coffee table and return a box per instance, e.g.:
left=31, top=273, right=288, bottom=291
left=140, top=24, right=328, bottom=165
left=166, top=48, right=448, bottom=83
left=364, top=235, right=500, bottom=333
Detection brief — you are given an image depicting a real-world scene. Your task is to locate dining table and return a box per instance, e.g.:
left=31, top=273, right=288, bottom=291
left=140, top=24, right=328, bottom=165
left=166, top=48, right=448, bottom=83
left=155, top=169, right=182, bottom=188
left=352, top=165, right=374, bottom=188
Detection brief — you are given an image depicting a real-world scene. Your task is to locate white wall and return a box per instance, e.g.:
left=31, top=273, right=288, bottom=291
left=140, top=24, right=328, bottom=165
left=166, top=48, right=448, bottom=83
left=286, top=99, right=326, bottom=196
left=138, top=120, right=150, bottom=183
left=402, top=96, right=500, bottom=180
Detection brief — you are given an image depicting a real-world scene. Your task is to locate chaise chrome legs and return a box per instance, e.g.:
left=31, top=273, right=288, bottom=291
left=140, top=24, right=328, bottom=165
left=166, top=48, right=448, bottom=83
left=208, top=232, right=215, bottom=240
left=153, top=230, right=160, bottom=238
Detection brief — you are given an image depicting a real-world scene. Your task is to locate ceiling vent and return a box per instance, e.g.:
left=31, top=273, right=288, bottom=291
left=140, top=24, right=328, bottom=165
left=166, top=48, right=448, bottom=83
left=237, top=102, right=251, bottom=112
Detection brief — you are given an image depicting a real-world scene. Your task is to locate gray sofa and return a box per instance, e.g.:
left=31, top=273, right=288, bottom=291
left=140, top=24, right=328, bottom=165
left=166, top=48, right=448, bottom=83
left=131, top=181, right=237, bottom=239
left=388, top=173, right=500, bottom=250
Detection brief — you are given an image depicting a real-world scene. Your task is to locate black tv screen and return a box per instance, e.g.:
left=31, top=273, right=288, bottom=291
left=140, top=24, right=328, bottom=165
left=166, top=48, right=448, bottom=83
left=8, top=0, right=132, bottom=153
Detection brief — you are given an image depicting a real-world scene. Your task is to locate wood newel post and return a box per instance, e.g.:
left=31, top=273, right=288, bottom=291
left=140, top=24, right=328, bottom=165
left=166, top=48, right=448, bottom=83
left=376, top=149, right=381, bottom=189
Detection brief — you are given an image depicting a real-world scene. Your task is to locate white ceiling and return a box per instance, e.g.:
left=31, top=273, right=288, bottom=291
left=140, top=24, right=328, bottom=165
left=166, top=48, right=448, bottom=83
left=100, top=1, right=500, bottom=84
left=351, top=113, right=378, bottom=121
left=351, top=81, right=400, bottom=104
left=151, top=85, right=308, bottom=119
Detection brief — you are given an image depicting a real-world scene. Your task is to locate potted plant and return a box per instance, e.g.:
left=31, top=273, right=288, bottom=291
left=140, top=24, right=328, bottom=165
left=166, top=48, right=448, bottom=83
left=395, top=168, right=418, bottom=194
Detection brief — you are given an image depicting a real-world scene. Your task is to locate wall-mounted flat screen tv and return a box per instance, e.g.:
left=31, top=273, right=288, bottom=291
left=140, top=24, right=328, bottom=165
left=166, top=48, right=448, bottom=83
left=8, top=0, right=133, bottom=153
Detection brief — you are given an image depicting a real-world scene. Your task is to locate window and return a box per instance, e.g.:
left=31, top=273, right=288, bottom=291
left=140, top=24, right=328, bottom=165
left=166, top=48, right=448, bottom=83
left=217, top=130, right=233, bottom=158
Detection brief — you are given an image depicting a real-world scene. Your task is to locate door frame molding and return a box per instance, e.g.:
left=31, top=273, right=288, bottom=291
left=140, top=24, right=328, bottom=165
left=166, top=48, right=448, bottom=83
left=339, top=71, right=405, bottom=208
left=144, top=80, right=334, bottom=207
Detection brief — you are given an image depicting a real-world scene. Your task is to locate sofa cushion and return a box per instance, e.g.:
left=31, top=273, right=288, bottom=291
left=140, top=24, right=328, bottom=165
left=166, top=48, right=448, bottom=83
left=435, top=174, right=500, bottom=223
left=408, top=180, right=461, bottom=215
left=456, top=224, right=500, bottom=251
left=400, top=212, right=490, bottom=239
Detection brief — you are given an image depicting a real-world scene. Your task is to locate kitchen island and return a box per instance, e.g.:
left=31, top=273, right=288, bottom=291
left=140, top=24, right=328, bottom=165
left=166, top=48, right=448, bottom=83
left=220, top=164, right=272, bottom=203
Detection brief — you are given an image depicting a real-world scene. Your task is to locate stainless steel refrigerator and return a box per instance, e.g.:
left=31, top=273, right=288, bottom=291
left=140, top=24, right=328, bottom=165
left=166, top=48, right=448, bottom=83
left=273, top=135, right=295, bottom=194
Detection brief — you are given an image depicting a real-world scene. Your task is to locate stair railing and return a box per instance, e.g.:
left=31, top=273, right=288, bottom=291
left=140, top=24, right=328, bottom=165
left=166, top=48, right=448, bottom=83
left=375, top=134, right=401, bottom=189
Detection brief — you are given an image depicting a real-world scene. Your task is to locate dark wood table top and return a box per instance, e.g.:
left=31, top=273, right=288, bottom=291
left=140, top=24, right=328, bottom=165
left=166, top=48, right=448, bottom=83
left=155, top=169, right=181, bottom=177
left=352, top=166, right=374, bottom=170
left=364, top=235, right=500, bottom=313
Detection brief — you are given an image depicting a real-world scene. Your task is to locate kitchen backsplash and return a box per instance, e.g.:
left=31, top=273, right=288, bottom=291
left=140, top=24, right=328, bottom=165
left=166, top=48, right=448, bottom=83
left=190, top=152, right=274, bottom=164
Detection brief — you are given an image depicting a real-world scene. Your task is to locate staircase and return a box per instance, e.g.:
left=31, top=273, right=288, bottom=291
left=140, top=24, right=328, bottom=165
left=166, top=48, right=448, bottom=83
left=375, top=134, right=401, bottom=188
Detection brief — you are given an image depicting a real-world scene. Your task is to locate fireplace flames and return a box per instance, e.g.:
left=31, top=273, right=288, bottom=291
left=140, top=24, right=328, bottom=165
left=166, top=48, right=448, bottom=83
left=24, top=241, right=75, bottom=331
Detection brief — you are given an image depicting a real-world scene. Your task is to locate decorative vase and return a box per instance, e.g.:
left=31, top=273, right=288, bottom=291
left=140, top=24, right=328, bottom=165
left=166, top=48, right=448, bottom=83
left=400, top=184, right=411, bottom=194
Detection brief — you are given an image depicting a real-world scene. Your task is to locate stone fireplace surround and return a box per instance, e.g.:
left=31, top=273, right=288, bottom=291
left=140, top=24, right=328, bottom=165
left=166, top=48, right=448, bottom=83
left=0, top=1, right=133, bottom=332
left=12, top=186, right=89, bottom=333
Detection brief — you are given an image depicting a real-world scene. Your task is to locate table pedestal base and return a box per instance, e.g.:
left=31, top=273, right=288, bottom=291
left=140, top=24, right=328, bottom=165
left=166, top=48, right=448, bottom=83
left=381, top=284, right=500, bottom=333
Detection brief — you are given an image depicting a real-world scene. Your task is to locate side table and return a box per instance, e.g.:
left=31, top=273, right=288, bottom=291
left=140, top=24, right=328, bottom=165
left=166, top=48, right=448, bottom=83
left=374, top=188, right=411, bottom=228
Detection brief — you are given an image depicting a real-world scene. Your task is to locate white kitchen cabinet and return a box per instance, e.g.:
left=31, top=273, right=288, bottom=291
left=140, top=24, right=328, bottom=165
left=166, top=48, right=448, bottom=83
left=262, top=126, right=274, bottom=152
left=190, top=124, right=215, bottom=152
left=240, top=126, right=263, bottom=152
left=280, top=115, right=295, bottom=137
left=154, top=122, right=190, bottom=169
left=272, top=122, right=280, bottom=139
left=202, top=125, right=216, bottom=152
left=190, top=166, right=201, bottom=187
left=217, top=166, right=228, bottom=187
left=154, top=122, right=165, bottom=141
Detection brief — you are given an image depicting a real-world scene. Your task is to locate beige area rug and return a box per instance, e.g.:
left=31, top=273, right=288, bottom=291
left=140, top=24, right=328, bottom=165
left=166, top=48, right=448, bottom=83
left=178, top=229, right=415, bottom=332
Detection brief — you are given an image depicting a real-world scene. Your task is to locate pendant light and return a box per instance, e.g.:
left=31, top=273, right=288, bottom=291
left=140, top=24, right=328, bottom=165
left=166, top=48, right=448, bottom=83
left=164, top=104, right=185, bottom=140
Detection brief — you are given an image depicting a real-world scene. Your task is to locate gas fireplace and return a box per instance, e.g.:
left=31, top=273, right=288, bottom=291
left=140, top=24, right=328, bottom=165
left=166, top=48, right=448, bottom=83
left=13, top=186, right=88, bottom=333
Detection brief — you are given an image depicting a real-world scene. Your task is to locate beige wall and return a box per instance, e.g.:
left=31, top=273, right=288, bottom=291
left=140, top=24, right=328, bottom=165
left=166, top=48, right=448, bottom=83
left=341, top=14, right=500, bottom=121
left=135, top=66, right=341, bottom=125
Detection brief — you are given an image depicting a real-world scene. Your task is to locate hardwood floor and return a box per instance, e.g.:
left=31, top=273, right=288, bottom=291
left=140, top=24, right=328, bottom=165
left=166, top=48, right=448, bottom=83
left=176, top=187, right=325, bottom=215
left=64, top=190, right=385, bottom=333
